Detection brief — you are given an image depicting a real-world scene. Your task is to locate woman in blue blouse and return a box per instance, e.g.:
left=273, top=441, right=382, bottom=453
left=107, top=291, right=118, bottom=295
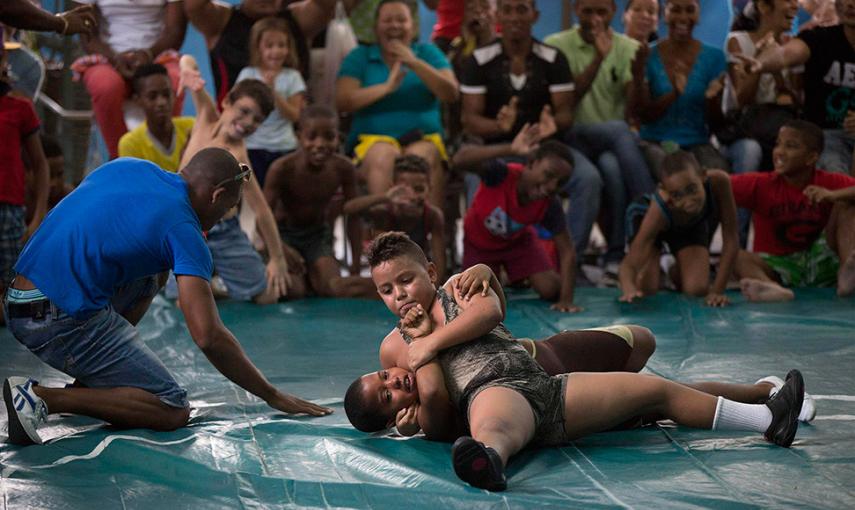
left=336, top=0, right=458, bottom=208
left=635, top=0, right=761, bottom=181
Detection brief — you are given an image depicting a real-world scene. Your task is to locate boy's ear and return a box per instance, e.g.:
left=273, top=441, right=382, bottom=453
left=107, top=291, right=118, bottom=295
left=807, top=150, right=820, bottom=168
left=211, top=185, right=226, bottom=204
left=426, top=261, right=437, bottom=285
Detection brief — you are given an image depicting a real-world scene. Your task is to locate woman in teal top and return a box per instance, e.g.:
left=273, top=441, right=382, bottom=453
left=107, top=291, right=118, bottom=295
left=336, top=0, right=458, bottom=208
left=636, top=0, right=761, bottom=185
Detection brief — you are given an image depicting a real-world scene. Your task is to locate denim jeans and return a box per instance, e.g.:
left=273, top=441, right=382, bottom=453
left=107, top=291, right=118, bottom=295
left=818, top=129, right=854, bottom=174
left=723, top=138, right=763, bottom=247
left=3, top=276, right=188, bottom=408
left=567, top=121, right=656, bottom=262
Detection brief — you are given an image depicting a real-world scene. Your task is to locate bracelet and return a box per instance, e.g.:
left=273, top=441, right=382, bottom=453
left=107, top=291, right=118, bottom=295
left=56, top=14, right=69, bottom=35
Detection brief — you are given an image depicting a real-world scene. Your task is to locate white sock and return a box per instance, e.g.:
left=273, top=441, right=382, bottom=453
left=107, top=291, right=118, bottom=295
left=712, top=396, right=772, bottom=433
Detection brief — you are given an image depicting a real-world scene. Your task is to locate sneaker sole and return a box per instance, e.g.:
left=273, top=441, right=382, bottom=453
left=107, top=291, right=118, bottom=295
left=3, top=379, right=41, bottom=446
left=452, top=437, right=506, bottom=491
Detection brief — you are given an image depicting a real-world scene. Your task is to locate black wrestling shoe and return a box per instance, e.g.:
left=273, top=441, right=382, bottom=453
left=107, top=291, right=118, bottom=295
left=764, top=370, right=804, bottom=448
left=451, top=436, right=507, bottom=491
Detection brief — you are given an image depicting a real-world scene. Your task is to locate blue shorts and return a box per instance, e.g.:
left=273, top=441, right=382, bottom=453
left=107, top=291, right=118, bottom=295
left=3, top=276, right=188, bottom=409
left=206, top=216, right=267, bottom=301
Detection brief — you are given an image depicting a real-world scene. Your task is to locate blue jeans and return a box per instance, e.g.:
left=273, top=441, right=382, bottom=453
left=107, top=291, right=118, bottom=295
left=207, top=216, right=267, bottom=301
left=723, top=138, right=763, bottom=247
left=567, top=121, right=655, bottom=261
left=818, top=129, right=854, bottom=174
left=463, top=147, right=603, bottom=256
left=3, top=276, right=188, bottom=408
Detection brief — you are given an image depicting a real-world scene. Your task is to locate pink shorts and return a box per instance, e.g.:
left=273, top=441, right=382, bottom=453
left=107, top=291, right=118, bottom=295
left=463, top=227, right=556, bottom=283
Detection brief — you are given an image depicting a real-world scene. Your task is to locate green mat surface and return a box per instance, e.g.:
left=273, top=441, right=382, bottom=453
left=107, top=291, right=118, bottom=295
left=2, top=288, right=854, bottom=509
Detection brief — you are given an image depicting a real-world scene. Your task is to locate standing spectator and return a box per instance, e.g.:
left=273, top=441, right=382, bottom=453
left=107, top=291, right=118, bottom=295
left=336, top=0, right=458, bottom=209
left=426, top=0, right=466, bottom=53
left=71, top=0, right=188, bottom=159
left=237, top=17, right=306, bottom=186
left=745, top=0, right=855, bottom=175
left=635, top=0, right=761, bottom=181
left=623, top=0, right=659, bottom=43
left=459, top=0, right=604, bottom=258
left=546, top=0, right=655, bottom=275
left=1, top=29, right=49, bottom=325
left=186, top=0, right=356, bottom=105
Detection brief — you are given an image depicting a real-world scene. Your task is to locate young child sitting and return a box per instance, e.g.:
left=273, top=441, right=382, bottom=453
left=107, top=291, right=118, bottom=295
left=118, top=64, right=195, bottom=172
left=733, top=120, right=855, bottom=301
left=238, top=17, right=306, bottom=186
left=1, top=34, right=48, bottom=324
left=262, top=105, right=376, bottom=299
left=177, top=54, right=290, bottom=303
left=344, top=232, right=807, bottom=491
left=620, top=150, right=739, bottom=307
left=453, top=134, right=580, bottom=312
left=344, top=154, right=447, bottom=282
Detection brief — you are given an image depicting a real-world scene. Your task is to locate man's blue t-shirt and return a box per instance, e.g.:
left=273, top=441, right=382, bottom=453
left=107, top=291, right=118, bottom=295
left=15, top=158, right=213, bottom=319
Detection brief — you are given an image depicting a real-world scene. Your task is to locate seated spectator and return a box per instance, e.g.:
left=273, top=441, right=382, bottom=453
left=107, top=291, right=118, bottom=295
left=622, top=0, right=659, bottom=44
left=344, top=154, right=447, bottom=282
left=25, top=135, right=74, bottom=224
left=1, top=36, right=48, bottom=324
left=546, top=0, right=656, bottom=276
left=426, top=0, right=465, bottom=53
left=635, top=0, right=761, bottom=181
left=186, top=0, right=355, bottom=105
left=118, top=64, right=194, bottom=171
left=263, top=105, right=377, bottom=299
left=454, top=137, right=581, bottom=312
left=178, top=54, right=289, bottom=304
left=336, top=0, right=458, bottom=209
left=458, top=0, right=603, bottom=259
left=237, top=17, right=305, bottom=186
left=71, top=0, right=187, bottom=159
left=745, top=1, right=855, bottom=174
left=620, top=151, right=739, bottom=307
left=733, top=120, right=855, bottom=300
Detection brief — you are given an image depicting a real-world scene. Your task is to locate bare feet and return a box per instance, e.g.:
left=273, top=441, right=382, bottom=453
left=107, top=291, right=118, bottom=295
left=740, top=278, right=795, bottom=302
left=837, top=252, right=855, bottom=297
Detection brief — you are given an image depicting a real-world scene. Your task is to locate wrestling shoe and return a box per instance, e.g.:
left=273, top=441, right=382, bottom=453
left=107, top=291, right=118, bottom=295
left=757, top=375, right=816, bottom=423
left=3, top=377, right=48, bottom=445
left=763, top=370, right=804, bottom=448
left=451, top=436, right=507, bottom=491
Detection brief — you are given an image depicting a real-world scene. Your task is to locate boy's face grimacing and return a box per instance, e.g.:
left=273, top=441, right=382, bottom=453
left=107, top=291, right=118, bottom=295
left=222, top=96, right=266, bottom=141
left=136, top=74, right=174, bottom=126
left=519, top=156, right=572, bottom=203
left=371, top=255, right=437, bottom=318
left=298, top=117, right=338, bottom=167
left=773, top=126, right=818, bottom=177
left=359, top=367, right=419, bottom=425
left=660, top=168, right=705, bottom=216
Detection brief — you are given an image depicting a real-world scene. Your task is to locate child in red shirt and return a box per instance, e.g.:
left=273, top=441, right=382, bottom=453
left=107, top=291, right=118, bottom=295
left=0, top=33, right=49, bottom=324
left=731, top=120, right=855, bottom=301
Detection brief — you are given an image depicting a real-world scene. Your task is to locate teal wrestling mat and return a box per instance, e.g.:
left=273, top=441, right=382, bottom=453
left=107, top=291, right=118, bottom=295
left=2, top=289, right=854, bottom=509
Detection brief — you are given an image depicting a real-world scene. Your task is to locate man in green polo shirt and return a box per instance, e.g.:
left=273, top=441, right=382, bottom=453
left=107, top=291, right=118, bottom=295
left=545, top=0, right=654, bottom=277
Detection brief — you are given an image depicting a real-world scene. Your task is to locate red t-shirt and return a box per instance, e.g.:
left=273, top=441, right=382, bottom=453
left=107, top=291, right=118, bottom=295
left=0, top=92, right=41, bottom=206
left=731, top=170, right=855, bottom=255
left=432, top=0, right=464, bottom=41
left=464, top=162, right=566, bottom=251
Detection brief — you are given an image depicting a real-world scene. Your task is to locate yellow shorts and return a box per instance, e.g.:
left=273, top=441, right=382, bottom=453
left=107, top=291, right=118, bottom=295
left=352, top=133, right=449, bottom=163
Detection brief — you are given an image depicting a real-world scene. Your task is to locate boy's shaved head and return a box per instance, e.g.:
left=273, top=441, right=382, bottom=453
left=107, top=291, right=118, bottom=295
left=298, top=104, right=337, bottom=128
left=782, top=120, right=824, bottom=155
left=344, top=377, right=389, bottom=432
left=131, top=63, right=169, bottom=95
left=366, top=231, right=429, bottom=269
left=393, top=154, right=429, bottom=178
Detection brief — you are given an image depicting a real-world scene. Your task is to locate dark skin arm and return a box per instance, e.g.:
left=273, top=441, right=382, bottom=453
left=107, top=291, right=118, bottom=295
left=183, top=0, right=231, bottom=49
left=618, top=195, right=666, bottom=302
left=427, top=205, right=447, bottom=284
left=415, top=360, right=464, bottom=441
left=707, top=170, right=738, bottom=305
left=339, top=159, right=364, bottom=275
left=22, top=132, right=49, bottom=242
left=0, top=0, right=96, bottom=36
left=176, top=275, right=331, bottom=415
left=551, top=230, right=580, bottom=312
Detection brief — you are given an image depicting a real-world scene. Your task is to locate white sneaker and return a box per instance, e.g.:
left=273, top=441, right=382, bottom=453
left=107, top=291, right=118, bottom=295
left=756, top=375, right=816, bottom=423
left=3, top=377, right=48, bottom=445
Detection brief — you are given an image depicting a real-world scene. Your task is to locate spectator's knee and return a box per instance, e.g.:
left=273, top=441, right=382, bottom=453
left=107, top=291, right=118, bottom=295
left=682, top=281, right=709, bottom=297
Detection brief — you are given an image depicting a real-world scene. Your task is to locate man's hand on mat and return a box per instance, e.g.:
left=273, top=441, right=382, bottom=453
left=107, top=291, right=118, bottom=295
left=266, top=257, right=290, bottom=298
left=395, top=403, right=421, bottom=437
left=551, top=300, right=582, bottom=313
left=266, top=391, right=332, bottom=416
left=705, top=292, right=730, bottom=307
left=619, top=290, right=644, bottom=304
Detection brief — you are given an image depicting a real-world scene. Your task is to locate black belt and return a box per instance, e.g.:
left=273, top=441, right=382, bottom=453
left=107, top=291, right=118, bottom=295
left=5, top=299, right=51, bottom=320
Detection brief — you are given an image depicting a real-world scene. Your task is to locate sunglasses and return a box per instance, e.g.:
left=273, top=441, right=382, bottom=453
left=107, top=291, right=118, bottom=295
left=214, top=163, right=252, bottom=189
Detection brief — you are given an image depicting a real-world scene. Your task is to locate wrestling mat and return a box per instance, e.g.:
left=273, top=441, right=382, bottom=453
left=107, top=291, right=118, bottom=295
left=2, top=288, right=854, bottom=509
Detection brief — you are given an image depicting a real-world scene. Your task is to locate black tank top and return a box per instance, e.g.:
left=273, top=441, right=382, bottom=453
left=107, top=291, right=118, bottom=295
left=209, top=5, right=310, bottom=106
